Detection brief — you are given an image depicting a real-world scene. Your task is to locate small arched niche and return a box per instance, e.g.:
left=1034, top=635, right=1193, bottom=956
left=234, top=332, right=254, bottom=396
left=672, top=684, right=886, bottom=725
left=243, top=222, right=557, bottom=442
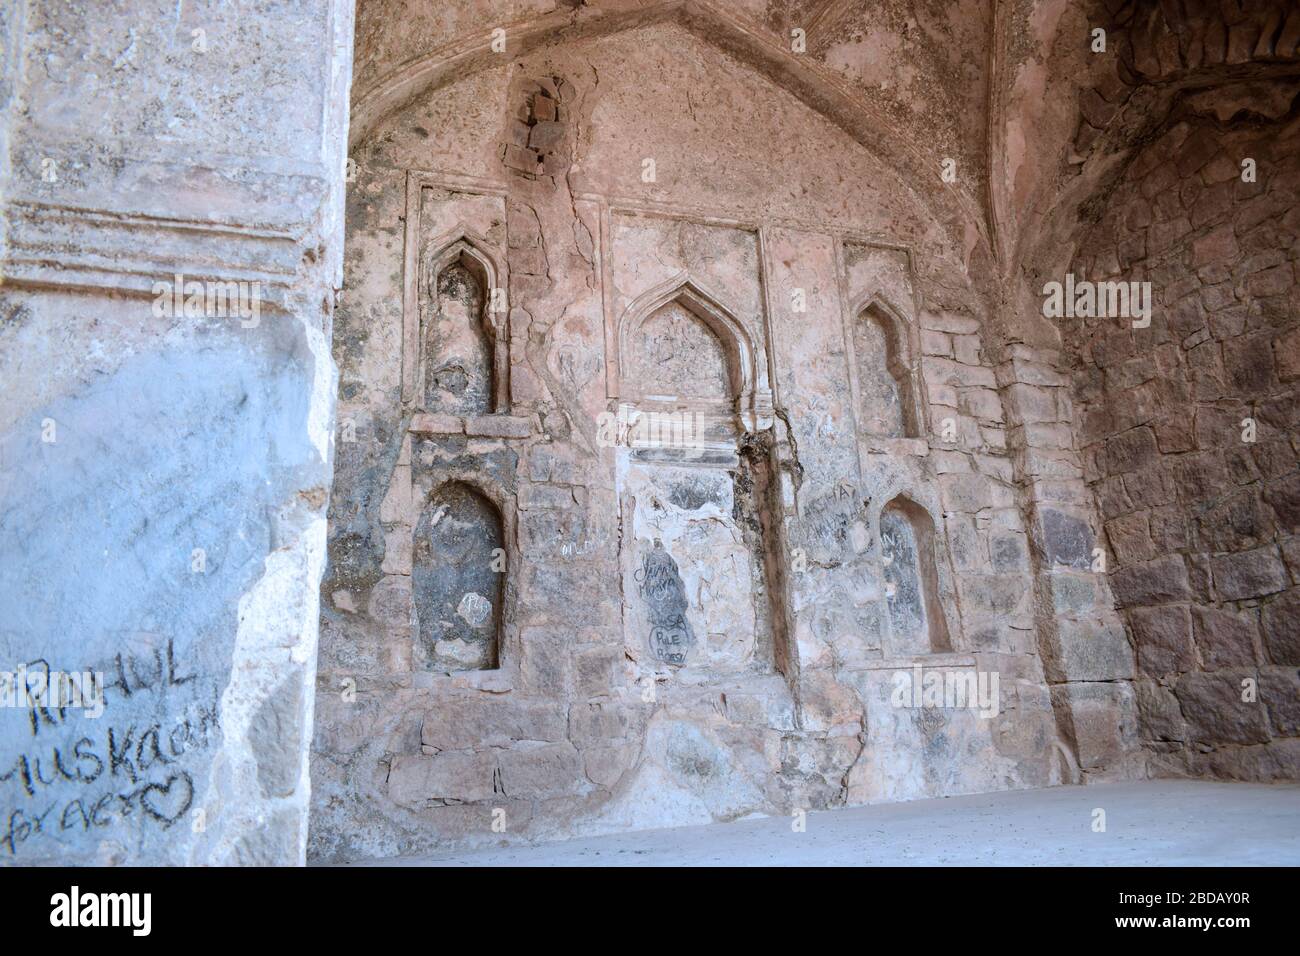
left=853, top=302, right=918, bottom=438
left=420, top=241, right=503, bottom=415
left=632, top=297, right=735, bottom=402
left=618, top=278, right=756, bottom=415
left=880, top=495, right=951, bottom=656
left=413, top=481, right=504, bottom=671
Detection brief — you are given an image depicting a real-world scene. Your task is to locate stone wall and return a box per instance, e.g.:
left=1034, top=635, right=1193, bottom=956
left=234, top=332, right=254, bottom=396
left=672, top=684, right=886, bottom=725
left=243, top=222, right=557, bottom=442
left=8, top=0, right=1291, bottom=868
left=1065, top=90, right=1300, bottom=779
left=0, top=1, right=352, bottom=865
left=308, top=20, right=1089, bottom=863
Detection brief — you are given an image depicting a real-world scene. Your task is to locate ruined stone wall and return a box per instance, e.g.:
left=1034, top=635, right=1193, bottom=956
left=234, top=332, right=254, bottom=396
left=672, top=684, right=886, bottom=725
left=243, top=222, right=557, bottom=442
left=0, top=1, right=352, bottom=865
left=1064, top=96, right=1300, bottom=779
left=310, top=21, right=1080, bottom=863
left=3, top=0, right=1290, bottom=871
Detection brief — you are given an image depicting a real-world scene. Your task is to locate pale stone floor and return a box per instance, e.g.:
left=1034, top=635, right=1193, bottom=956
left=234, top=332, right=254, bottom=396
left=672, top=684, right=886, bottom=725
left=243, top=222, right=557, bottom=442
left=346, top=781, right=1300, bottom=866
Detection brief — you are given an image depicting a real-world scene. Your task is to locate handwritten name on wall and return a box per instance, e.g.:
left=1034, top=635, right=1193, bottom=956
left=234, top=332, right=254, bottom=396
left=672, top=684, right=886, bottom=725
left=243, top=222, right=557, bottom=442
left=0, top=638, right=219, bottom=859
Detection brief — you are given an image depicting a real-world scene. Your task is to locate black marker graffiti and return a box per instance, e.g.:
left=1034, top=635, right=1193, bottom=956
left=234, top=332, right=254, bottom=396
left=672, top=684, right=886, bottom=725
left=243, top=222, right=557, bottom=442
left=0, top=637, right=216, bottom=858
left=636, top=540, right=696, bottom=665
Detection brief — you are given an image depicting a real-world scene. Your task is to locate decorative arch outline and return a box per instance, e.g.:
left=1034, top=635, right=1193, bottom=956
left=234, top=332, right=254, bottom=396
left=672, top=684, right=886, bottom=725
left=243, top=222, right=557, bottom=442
left=615, top=272, right=763, bottom=418
left=848, top=293, right=922, bottom=439
left=348, top=1, right=991, bottom=263
left=879, top=493, right=952, bottom=656
left=406, top=224, right=509, bottom=412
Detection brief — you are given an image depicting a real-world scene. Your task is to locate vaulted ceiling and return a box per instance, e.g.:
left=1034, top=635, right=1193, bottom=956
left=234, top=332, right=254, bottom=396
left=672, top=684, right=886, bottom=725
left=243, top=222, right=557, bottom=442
left=351, top=0, right=1300, bottom=300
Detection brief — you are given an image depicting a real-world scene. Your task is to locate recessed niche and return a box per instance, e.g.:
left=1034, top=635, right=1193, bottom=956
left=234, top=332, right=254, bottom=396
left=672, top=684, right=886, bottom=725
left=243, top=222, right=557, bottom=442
left=853, top=303, right=918, bottom=438
left=621, top=440, right=790, bottom=677
left=422, top=252, right=494, bottom=415
left=413, top=481, right=504, bottom=671
left=881, top=495, right=951, bottom=655
left=630, top=297, right=734, bottom=402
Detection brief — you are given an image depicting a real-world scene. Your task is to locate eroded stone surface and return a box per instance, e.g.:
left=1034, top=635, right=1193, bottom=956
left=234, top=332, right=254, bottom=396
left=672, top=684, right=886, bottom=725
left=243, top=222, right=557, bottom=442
left=1063, top=92, right=1300, bottom=780
left=6, top=0, right=1297, bottom=867
left=310, top=12, right=1079, bottom=863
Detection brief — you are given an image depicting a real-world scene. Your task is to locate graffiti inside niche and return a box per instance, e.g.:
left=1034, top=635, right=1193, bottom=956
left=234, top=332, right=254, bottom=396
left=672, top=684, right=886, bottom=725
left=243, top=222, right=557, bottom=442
left=637, top=540, right=695, bottom=665
left=632, top=300, right=731, bottom=401
left=881, top=508, right=928, bottom=654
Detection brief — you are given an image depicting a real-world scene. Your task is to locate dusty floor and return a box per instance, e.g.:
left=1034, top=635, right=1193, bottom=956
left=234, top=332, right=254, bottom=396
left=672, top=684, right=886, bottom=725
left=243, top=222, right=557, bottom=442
left=341, top=781, right=1300, bottom=866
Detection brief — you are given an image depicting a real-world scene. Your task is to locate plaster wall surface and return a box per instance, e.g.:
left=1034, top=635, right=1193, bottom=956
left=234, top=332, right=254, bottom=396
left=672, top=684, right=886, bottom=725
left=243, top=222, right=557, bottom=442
left=0, top=0, right=353, bottom=865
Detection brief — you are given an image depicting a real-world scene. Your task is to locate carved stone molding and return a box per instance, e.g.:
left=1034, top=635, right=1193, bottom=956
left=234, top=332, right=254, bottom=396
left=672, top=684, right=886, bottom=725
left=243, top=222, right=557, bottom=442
left=0, top=199, right=307, bottom=306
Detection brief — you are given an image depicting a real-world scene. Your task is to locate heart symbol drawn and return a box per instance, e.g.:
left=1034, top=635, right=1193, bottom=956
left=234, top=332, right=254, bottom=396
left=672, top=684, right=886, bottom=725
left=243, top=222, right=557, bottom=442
left=140, top=772, right=194, bottom=828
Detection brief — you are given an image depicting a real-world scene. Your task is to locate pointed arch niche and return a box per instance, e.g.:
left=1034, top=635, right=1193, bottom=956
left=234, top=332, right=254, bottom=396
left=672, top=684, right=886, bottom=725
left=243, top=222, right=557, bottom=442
left=850, top=299, right=920, bottom=439
left=880, top=495, right=951, bottom=656
left=614, top=274, right=770, bottom=437
left=412, top=479, right=505, bottom=672
left=406, top=229, right=509, bottom=415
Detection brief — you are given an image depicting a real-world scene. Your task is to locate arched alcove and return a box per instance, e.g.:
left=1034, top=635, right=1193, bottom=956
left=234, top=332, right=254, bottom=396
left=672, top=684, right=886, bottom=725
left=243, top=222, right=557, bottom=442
left=419, top=238, right=506, bottom=415
left=617, top=276, right=756, bottom=414
left=880, top=495, right=950, bottom=656
left=412, top=481, right=504, bottom=671
left=631, top=297, right=735, bottom=402
left=853, top=302, right=918, bottom=438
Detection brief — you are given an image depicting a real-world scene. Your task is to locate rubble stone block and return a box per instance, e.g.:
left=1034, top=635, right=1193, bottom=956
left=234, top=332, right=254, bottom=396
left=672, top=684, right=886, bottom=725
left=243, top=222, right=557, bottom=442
left=1260, top=668, right=1300, bottom=738
left=502, top=143, right=541, bottom=173
left=421, top=697, right=567, bottom=752
left=1054, top=618, right=1136, bottom=682
left=1175, top=671, right=1271, bottom=745
left=1055, top=682, right=1138, bottom=771
left=1039, top=508, right=1094, bottom=570
left=1191, top=605, right=1259, bottom=669
left=529, top=120, right=565, bottom=151
left=1110, top=555, right=1192, bottom=607
left=1260, top=589, right=1300, bottom=664
left=1211, top=546, right=1287, bottom=601
left=1129, top=603, right=1197, bottom=676
left=1134, top=680, right=1186, bottom=742
left=498, top=743, right=585, bottom=799
left=1105, top=511, right=1157, bottom=566
left=1263, top=472, right=1300, bottom=533
left=388, top=752, right=499, bottom=805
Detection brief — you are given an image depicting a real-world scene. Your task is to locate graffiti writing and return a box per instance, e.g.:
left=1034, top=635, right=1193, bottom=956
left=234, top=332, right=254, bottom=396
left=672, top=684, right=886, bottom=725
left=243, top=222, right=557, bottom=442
left=636, top=541, right=696, bottom=665
left=0, top=638, right=213, bottom=858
